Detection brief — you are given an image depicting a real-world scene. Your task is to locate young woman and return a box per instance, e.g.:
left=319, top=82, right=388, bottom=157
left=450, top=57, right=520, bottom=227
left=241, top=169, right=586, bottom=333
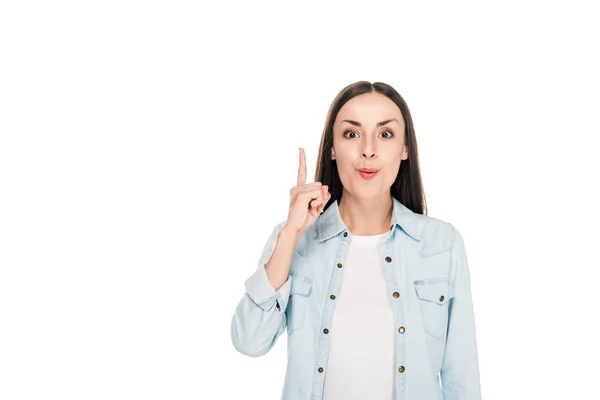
left=231, top=81, right=481, bottom=400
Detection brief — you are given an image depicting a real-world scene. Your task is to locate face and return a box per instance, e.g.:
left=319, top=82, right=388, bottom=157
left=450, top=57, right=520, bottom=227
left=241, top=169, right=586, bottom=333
left=331, top=92, right=408, bottom=199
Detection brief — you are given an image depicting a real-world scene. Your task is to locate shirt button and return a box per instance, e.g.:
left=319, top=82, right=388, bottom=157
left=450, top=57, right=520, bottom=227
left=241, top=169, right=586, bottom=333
left=337, top=263, right=343, bottom=268
left=385, top=256, right=392, bottom=263
left=439, top=295, right=445, bottom=302
left=398, top=326, right=405, bottom=334
left=323, top=328, right=329, bottom=334
left=343, top=232, right=348, bottom=237
left=330, top=294, right=336, bottom=300
left=392, top=292, right=400, bottom=298
left=398, top=366, right=405, bottom=373
left=318, top=367, right=324, bottom=373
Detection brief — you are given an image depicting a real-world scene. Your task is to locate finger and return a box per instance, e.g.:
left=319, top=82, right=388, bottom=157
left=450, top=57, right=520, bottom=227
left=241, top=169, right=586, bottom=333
left=293, top=182, right=322, bottom=193
left=309, top=198, right=324, bottom=209
left=316, top=187, right=327, bottom=204
left=307, top=193, right=324, bottom=207
left=321, top=187, right=330, bottom=201
left=323, top=186, right=331, bottom=201
left=296, top=188, right=323, bottom=205
left=306, top=198, right=324, bottom=218
left=299, top=182, right=323, bottom=189
left=297, top=147, right=307, bottom=186
left=310, top=200, right=323, bottom=217
left=317, top=188, right=330, bottom=214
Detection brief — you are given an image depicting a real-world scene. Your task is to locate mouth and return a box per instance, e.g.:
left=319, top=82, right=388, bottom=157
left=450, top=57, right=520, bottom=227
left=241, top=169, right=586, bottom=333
left=356, top=168, right=379, bottom=180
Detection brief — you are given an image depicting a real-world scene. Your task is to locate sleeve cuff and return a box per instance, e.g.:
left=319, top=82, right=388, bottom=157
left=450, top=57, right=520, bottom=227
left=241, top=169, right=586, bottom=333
left=244, top=264, right=291, bottom=313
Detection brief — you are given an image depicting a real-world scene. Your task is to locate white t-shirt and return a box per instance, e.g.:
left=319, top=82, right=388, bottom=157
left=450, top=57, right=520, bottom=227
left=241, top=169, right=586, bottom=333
left=322, top=231, right=396, bottom=400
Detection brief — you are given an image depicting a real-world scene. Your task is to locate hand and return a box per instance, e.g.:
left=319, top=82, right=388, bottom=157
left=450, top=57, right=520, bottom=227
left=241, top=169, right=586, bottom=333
left=284, top=147, right=331, bottom=237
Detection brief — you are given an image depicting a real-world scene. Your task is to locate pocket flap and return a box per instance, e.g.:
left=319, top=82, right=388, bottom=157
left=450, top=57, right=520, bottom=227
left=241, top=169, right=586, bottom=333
left=290, top=274, right=313, bottom=296
left=414, top=278, right=453, bottom=305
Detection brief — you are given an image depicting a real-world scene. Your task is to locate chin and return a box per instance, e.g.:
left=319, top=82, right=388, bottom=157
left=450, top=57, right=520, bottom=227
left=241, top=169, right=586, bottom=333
left=344, top=185, right=386, bottom=199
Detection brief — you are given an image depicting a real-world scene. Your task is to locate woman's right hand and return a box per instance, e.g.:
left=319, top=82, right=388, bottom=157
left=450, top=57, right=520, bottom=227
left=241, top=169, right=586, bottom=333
left=284, top=147, right=331, bottom=237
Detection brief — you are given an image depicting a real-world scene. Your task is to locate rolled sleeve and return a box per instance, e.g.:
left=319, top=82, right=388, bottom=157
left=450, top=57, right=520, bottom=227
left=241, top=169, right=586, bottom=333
left=231, top=221, right=291, bottom=358
left=244, top=264, right=292, bottom=313
left=440, top=224, right=482, bottom=400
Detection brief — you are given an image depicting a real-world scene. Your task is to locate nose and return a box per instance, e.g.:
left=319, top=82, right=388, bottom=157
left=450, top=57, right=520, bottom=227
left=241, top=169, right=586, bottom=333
left=361, top=137, right=377, bottom=159
left=361, top=151, right=377, bottom=159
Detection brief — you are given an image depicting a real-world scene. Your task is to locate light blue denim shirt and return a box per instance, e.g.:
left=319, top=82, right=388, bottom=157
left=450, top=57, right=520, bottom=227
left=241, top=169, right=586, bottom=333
left=231, top=197, right=481, bottom=400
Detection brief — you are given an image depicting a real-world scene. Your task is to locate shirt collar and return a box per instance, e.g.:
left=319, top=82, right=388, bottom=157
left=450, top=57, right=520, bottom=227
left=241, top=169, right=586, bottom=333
left=316, top=196, right=421, bottom=242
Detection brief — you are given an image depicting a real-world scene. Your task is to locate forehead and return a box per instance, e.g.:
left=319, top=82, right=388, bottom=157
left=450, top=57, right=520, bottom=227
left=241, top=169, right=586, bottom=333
left=336, top=92, right=403, bottom=124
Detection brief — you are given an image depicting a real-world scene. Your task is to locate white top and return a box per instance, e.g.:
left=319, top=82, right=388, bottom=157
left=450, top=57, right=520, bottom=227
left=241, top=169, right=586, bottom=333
left=322, top=231, right=396, bottom=400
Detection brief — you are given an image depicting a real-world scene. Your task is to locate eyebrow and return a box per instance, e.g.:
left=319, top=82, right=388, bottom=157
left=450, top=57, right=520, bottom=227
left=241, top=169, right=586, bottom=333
left=341, top=119, right=399, bottom=127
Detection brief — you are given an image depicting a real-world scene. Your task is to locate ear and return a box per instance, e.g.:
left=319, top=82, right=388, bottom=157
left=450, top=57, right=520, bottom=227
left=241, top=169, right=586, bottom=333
left=401, top=145, right=408, bottom=160
left=331, top=148, right=336, bottom=160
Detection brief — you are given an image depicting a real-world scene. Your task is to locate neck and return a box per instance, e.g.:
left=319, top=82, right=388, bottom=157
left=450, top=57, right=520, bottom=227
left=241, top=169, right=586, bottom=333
left=338, top=191, right=393, bottom=236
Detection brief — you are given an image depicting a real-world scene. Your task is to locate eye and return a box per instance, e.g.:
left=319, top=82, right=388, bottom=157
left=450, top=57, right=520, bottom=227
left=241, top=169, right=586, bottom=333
left=343, top=130, right=359, bottom=139
left=379, top=130, right=394, bottom=139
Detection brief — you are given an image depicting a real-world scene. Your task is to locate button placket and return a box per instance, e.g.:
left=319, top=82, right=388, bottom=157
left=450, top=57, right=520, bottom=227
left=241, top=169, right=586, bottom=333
left=382, top=243, right=409, bottom=388
left=315, top=229, right=350, bottom=391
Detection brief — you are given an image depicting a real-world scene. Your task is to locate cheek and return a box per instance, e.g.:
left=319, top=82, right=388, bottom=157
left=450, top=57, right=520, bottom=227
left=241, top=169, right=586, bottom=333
left=381, top=156, right=402, bottom=183
left=338, top=162, right=355, bottom=180
left=335, top=160, right=357, bottom=187
left=383, top=148, right=404, bottom=168
left=332, top=142, right=356, bottom=165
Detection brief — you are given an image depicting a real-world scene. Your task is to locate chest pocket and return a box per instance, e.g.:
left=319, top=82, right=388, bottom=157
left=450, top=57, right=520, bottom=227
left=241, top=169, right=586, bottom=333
left=286, top=273, right=313, bottom=334
left=413, top=278, right=454, bottom=339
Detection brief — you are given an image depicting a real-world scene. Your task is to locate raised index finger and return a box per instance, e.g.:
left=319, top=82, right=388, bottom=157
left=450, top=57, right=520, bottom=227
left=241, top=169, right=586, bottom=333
left=297, top=147, right=307, bottom=185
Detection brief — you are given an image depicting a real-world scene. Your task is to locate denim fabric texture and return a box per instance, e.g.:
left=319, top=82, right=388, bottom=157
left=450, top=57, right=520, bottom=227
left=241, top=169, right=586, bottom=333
left=231, top=197, right=481, bottom=400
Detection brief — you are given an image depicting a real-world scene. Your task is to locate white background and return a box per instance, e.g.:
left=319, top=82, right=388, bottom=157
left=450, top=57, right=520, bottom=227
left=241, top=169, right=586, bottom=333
left=1, top=1, right=599, bottom=399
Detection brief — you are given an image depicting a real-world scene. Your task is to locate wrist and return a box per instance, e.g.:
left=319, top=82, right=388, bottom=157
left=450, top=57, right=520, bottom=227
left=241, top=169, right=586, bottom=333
left=281, top=224, right=301, bottom=242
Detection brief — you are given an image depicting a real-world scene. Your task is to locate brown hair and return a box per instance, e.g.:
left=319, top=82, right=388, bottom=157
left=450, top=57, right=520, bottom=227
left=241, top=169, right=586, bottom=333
left=314, top=81, right=427, bottom=215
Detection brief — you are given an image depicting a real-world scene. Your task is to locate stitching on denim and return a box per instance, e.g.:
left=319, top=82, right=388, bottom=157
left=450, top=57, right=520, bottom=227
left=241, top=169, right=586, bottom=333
left=420, top=247, right=451, bottom=258
left=294, top=247, right=307, bottom=258
left=414, top=277, right=450, bottom=285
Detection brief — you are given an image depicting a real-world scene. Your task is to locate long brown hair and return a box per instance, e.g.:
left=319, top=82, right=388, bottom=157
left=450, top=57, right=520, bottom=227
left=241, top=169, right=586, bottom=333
left=314, top=81, right=427, bottom=215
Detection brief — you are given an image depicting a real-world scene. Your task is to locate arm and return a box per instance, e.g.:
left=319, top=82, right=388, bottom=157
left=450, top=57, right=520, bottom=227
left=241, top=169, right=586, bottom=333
left=440, top=224, right=482, bottom=399
left=230, top=221, right=299, bottom=357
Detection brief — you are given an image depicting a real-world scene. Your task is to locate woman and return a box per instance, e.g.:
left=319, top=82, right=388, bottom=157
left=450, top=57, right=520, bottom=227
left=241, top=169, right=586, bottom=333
left=231, top=81, right=481, bottom=400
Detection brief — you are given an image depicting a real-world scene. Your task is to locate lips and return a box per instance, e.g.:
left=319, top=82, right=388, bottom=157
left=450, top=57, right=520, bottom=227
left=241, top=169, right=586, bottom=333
left=357, top=168, right=379, bottom=174
left=356, top=168, right=379, bottom=180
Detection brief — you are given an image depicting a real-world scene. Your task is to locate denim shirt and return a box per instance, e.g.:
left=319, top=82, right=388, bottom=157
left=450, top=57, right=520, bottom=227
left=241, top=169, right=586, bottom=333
left=231, top=197, right=481, bottom=400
